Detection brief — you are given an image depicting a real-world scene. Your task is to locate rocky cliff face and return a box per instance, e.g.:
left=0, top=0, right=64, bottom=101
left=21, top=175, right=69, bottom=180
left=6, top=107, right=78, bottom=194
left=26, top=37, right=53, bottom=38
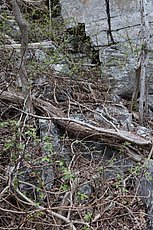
left=60, top=0, right=151, bottom=46
left=60, top=0, right=153, bottom=96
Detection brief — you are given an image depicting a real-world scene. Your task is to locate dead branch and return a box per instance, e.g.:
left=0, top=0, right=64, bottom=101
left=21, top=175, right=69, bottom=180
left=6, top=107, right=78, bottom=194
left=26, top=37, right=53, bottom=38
left=14, top=187, right=77, bottom=230
left=0, top=90, right=151, bottom=149
left=0, top=41, right=56, bottom=50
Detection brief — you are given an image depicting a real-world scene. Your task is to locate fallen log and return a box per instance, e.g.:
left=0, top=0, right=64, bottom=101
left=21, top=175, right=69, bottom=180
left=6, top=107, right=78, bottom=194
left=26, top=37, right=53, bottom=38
left=0, top=90, right=152, bottom=148
left=51, top=117, right=151, bottom=146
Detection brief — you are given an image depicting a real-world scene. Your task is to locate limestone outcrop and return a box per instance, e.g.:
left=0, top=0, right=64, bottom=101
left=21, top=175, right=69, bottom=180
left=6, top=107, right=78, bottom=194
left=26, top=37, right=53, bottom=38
left=60, top=0, right=153, bottom=96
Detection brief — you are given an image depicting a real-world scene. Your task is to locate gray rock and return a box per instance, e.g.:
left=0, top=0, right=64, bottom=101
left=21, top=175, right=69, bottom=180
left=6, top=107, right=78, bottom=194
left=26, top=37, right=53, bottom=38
left=136, top=126, right=152, bottom=139
left=60, top=0, right=153, bottom=96
left=79, top=183, right=94, bottom=196
left=17, top=119, right=63, bottom=201
left=138, top=160, right=153, bottom=229
left=99, top=46, right=137, bottom=96
left=32, top=75, right=47, bottom=85
left=52, top=63, right=70, bottom=75
left=78, top=183, right=94, bottom=201
left=148, top=95, right=153, bottom=111
left=4, top=19, right=21, bottom=41
left=0, top=72, right=6, bottom=82
left=39, top=119, right=61, bottom=152
left=104, top=167, right=123, bottom=180
left=18, top=162, right=54, bottom=201
left=35, top=49, right=47, bottom=62
left=109, top=94, right=122, bottom=103
left=95, top=104, right=134, bottom=130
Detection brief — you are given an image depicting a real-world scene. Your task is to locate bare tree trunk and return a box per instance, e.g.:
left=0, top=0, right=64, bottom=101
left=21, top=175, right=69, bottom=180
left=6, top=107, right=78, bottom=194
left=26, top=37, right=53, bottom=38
left=12, top=0, right=34, bottom=114
left=139, top=0, right=150, bottom=124
left=131, top=0, right=150, bottom=124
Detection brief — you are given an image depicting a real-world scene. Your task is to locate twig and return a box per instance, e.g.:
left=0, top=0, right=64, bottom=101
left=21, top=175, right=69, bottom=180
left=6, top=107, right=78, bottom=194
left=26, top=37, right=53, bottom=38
left=15, top=188, right=77, bottom=230
left=0, top=186, right=9, bottom=200
left=146, top=143, right=153, bottom=161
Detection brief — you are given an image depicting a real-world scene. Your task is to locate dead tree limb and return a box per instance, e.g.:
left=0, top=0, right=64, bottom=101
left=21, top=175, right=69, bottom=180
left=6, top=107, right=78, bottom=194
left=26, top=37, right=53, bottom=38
left=1, top=41, right=56, bottom=50
left=0, top=90, right=151, bottom=148
left=131, top=0, right=150, bottom=124
left=12, top=0, right=34, bottom=114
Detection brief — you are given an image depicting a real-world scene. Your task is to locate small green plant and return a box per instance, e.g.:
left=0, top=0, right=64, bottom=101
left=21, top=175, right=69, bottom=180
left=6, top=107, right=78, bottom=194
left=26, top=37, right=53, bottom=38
left=77, top=192, right=89, bottom=201
left=43, top=141, right=53, bottom=153
left=16, top=143, right=25, bottom=151
left=4, top=140, right=14, bottom=151
left=114, top=174, right=123, bottom=189
left=62, top=168, right=75, bottom=180
left=130, top=162, right=142, bottom=176
left=84, top=212, right=92, bottom=222
left=60, top=183, right=69, bottom=191
left=81, top=226, right=89, bottom=230
left=57, top=160, right=75, bottom=181
left=25, top=127, right=37, bottom=139
left=36, top=187, right=45, bottom=201
left=98, top=166, right=104, bottom=176
left=145, top=171, right=152, bottom=182
left=56, top=160, right=75, bottom=192
left=41, top=155, right=52, bottom=163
